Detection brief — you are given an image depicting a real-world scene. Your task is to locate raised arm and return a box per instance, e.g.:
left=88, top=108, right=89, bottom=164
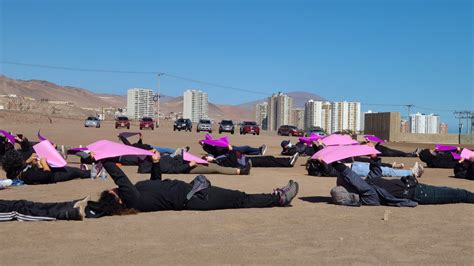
left=102, top=160, right=140, bottom=208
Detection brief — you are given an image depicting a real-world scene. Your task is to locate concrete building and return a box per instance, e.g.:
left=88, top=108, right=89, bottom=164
left=183, top=89, right=209, bottom=123
left=400, top=119, right=410, bottom=133
left=255, top=102, right=268, bottom=130
left=127, top=88, right=155, bottom=119
left=439, top=123, right=448, bottom=134
left=409, top=113, right=440, bottom=134
left=267, top=92, right=293, bottom=131
left=304, top=100, right=323, bottom=130
left=292, top=108, right=305, bottom=129
left=331, top=101, right=361, bottom=133
left=321, top=102, right=332, bottom=133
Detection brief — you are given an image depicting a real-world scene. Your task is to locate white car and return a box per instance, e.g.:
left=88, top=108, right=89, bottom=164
left=84, top=117, right=101, bottom=128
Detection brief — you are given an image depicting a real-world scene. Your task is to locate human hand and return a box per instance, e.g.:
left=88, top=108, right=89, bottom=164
left=189, top=161, right=197, bottom=167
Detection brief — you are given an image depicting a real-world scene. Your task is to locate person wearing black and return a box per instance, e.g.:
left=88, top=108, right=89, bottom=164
left=1, top=149, right=95, bottom=185
left=327, top=156, right=474, bottom=206
left=280, top=140, right=320, bottom=157
left=207, top=150, right=299, bottom=168
left=373, top=143, right=419, bottom=157
left=199, top=141, right=266, bottom=158
left=454, top=157, right=474, bottom=180
left=418, top=149, right=458, bottom=168
left=84, top=153, right=299, bottom=218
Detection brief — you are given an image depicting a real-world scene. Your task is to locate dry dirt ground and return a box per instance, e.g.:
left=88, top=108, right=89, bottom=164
left=0, top=116, right=473, bottom=264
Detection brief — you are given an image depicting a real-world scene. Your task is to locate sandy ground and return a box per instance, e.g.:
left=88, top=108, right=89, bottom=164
left=0, top=117, right=473, bottom=264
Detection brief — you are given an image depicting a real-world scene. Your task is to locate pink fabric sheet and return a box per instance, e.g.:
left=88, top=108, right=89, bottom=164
left=86, top=140, right=154, bottom=160
left=460, top=148, right=474, bottom=160
left=364, top=135, right=386, bottom=143
left=33, top=140, right=67, bottom=168
left=0, top=130, right=16, bottom=144
left=321, top=134, right=359, bottom=146
left=182, top=151, right=208, bottom=164
left=311, top=144, right=380, bottom=164
left=200, top=135, right=230, bottom=147
left=435, top=144, right=458, bottom=152
left=299, top=133, right=324, bottom=145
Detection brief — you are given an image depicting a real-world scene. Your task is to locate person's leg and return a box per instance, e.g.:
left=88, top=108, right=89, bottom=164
left=377, top=145, right=414, bottom=157
left=249, top=156, right=291, bottom=167
left=232, top=145, right=260, bottom=155
left=51, top=166, right=91, bottom=183
left=351, top=162, right=411, bottom=177
left=152, top=146, right=175, bottom=154
left=413, top=183, right=474, bottom=204
left=189, top=164, right=239, bottom=175
left=0, top=199, right=82, bottom=221
left=185, top=186, right=280, bottom=210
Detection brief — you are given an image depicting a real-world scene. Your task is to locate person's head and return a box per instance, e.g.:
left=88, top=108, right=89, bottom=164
left=1, top=149, right=26, bottom=178
left=85, top=189, right=137, bottom=218
left=281, top=140, right=291, bottom=149
left=330, top=186, right=361, bottom=207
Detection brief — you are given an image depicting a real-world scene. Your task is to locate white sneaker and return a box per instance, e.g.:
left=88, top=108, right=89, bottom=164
left=0, top=179, right=13, bottom=189
left=411, top=162, right=424, bottom=178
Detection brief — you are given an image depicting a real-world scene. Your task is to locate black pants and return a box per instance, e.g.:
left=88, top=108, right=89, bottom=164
left=249, top=156, right=291, bottom=167
left=0, top=199, right=81, bottom=221
left=413, top=184, right=474, bottom=204
left=419, top=149, right=456, bottom=168
left=376, top=145, right=416, bottom=157
left=185, top=186, right=280, bottom=210
left=52, top=166, right=90, bottom=182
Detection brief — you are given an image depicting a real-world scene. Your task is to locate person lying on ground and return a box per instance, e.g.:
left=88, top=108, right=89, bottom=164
left=454, top=156, right=474, bottom=180
left=199, top=139, right=266, bottom=158
left=362, top=137, right=420, bottom=157
left=117, top=133, right=185, bottom=156
left=205, top=149, right=300, bottom=168
left=323, top=155, right=474, bottom=206
left=418, top=148, right=459, bottom=169
left=280, top=140, right=320, bottom=157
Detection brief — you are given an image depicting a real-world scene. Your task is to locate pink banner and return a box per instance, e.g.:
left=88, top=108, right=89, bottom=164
left=204, top=133, right=213, bottom=140
left=311, top=144, right=380, bottom=164
left=33, top=140, right=67, bottom=168
left=182, top=151, right=208, bottom=164
left=364, top=135, right=386, bottom=143
left=451, top=152, right=461, bottom=160
left=435, top=144, right=458, bottom=152
left=119, top=132, right=141, bottom=138
left=87, top=140, right=154, bottom=160
left=460, top=148, right=474, bottom=160
left=321, top=134, right=359, bottom=146
left=299, top=133, right=324, bottom=145
left=0, top=130, right=16, bottom=144
left=200, top=136, right=230, bottom=147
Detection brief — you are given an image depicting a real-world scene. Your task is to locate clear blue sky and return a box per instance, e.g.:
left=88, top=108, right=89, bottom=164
left=0, top=0, right=472, bottom=132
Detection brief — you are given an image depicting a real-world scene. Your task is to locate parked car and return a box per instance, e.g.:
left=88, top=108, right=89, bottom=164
left=174, top=118, right=192, bottom=132
left=197, top=119, right=212, bottom=133
left=84, top=116, right=101, bottom=128
left=277, top=125, right=304, bottom=136
left=219, top=120, right=235, bottom=134
left=305, top=127, right=327, bottom=137
left=139, top=117, right=154, bottom=130
left=240, top=121, right=260, bottom=135
left=115, top=116, right=130, bottom=129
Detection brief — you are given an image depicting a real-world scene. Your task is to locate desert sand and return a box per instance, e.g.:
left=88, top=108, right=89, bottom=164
left=0, top=116, right=473, bottom=264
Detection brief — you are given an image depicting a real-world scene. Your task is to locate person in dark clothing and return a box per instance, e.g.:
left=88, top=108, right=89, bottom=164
left=1, top=149, right=96, bottom=185
left=117, top=134, right=179, bottom=155
left=419, top=149, right=458, bottom=168
left=280, top=140, right=320, bottom=157
left=325, top=156, right=474, bottom=206
left=207, top=150, right=300, bottom=168
left=373, top=143, right=419, bottom=157
left=199, top=141, right=266, bottom=158
left=84, top=152, right=299, bottom=218
left=453, top=157, right=474, bottom=180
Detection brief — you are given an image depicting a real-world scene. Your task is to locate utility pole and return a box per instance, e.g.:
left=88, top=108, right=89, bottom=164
left=454, top=110, right=473, bottom=144
left=405, top=104, right=414, bottom=120
left=155, top=73, right=165, bottom=127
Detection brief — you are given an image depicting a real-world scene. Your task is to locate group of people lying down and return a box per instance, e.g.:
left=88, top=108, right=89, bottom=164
left=0, top=131, right=473, bottom=222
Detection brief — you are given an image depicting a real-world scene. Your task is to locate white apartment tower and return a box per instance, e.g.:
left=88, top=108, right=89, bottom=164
left=291, top=108, right=305, bottom=130
left=183, top=89, right=209, bottom=123
left=267, top=92, right=293, bottom=131
left=410, top=113, right=440, bottom=134
left=127, top=88, right=155, bottom=119
left=255, top=102, right=268, bottom=130
left=331, top=101, right=361, bottom=133
left=304, top=100, right=323, bottom=130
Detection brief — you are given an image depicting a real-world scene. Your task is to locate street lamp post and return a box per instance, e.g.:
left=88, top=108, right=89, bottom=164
left=155, top=73, right=165, bottom=127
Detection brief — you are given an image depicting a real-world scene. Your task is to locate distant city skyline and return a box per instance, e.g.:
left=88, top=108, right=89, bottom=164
left=1, top=0, right=472, bottom=133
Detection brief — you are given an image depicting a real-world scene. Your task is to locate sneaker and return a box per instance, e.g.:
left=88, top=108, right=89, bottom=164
left=411, top=162, right=424, bottom=178
left=239, top=160, right=252, bottom=175
left=0, top=179, right=13, bottom=189
left=289, top=153, right=299, bottom=167
left=260, top=144, right=267, bottom=156
left=11, top=179, right=25, bottom=186
left=73, top=196, right=90, bottom=221
left=170, top=147, right=184, bottom=158
left=414, top=148, right=422, bottom=156
left=80, top=163, right=89, bottom=171
left=274, top=180, right=299, bottom=206
left=392, top=162, right=405, bottom=169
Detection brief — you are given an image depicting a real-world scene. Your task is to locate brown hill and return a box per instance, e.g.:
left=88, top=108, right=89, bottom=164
left=0, top=75, right=126, bottom=108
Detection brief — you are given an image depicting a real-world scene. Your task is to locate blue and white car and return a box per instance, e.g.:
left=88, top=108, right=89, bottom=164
left=84, top=116, right=101, bottom=128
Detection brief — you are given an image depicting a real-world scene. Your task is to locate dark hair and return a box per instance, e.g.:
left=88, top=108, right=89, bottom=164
left=89, top=190, right=138, bottom=217
left=1, top=149, right=26, bottom=179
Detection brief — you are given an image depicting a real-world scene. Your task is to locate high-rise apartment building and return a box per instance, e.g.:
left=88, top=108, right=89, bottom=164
left=291, top=108, right=305, bottom=130
left=255, top=102, right=268, bottom=130
left=183, top=89, right=209, bottom=123
left=409, top=113, right=440, bottom=134
left=331, top=101, right=361, bottom=133
left=267, top=92, right=293, bottom=131
left=304, top=100, right=323, bottom=130
left=439, top=123, right=448, bottom=134
left=321, top=102, right=332, bottom=133
left=127, top=88, right=155, bottom=119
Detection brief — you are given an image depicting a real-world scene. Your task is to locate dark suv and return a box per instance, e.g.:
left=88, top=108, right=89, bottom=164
left=174, top=118, right=192, bottom=132
left=219, top=120, right=234, bottom=134
left=115, top=116, right=130, bottom=129
left=240, top=121, right=260, bottom=135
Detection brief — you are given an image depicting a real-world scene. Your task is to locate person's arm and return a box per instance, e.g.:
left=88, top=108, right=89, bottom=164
left=118, top=135, right=132, bottom=146
left=102, top=160, right=140, bottom=208
left=137, top=134, right=143, bottom=145
left=150, top=152, right=162, bottom=180
left=366, top=156, right=383, bottom=181
left=39, top=158, right=51, bottom=172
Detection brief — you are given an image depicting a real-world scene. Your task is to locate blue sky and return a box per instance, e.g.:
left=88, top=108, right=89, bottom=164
left=0, top=0, right=472, bottom=132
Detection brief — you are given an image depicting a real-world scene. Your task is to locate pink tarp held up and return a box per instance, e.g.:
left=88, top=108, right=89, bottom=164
left=460, top=148, right=474, bottom=160
left=86, top=140, right=154, bottom=160
left=321, top=134, right=359, bottom=146
left=364, top=135, right=386, bottom=143
left=200, top=135, right=230, bottom=148
left=311, top=144, right=380, bottom=164
left=435, top=144, right=458, bottom=152
left=0, top=130, right=16, bottom=144
left=118, top=132, right=141, bottom=138
left=451, top=152, right=461, bottom=160
left=182, top=151, right=208, bottom=165
left=299, top=133, right=324, bottom=145
left=33, top=140, right=67, bottom=168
